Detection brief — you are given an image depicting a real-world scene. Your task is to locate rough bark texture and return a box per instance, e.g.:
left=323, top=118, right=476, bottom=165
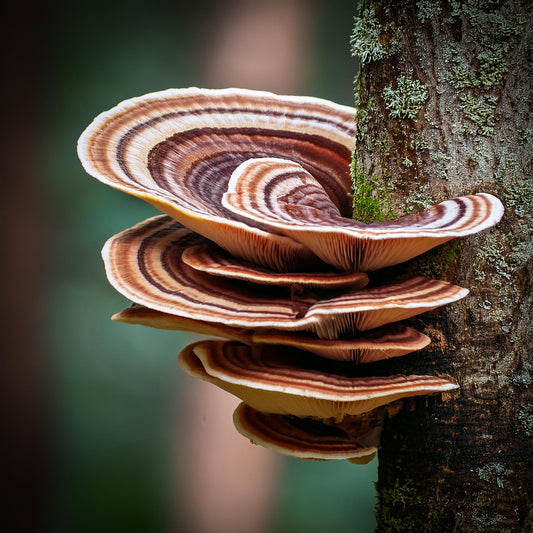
left=352, top=1, right=532, bottom=531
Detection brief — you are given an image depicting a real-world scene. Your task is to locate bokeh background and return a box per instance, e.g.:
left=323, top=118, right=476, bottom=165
left=3, top=0, right=377, bottom=531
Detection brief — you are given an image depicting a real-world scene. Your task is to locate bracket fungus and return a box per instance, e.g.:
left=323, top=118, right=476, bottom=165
left=78, top=87, right=504, bottom=462
left=223, top=157, right=504, bottom=271
left=233, top=403, right=378, bottom=464
left=114, top=306, right=430, bottom=363
left=181, top=241, right=369, bottom=289
left=178, top=340, right=458, bottom=419
left=78, top=88, right=357, bottom=272
left=102, top=215, right=469, bottom=339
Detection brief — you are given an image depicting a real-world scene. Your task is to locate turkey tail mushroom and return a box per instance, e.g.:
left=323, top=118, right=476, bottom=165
left=102, top=216, right=468, bottom=339
left=78, top=87, right=505, bottom=463
left=182, top=242, right=368, bottom=289
left=77, top=88, right=356, bottom=271
left=115, top=306, right=430, bottom=363
left=233, top=403, right=378, bottom=464
left=222, top=157, right=505, bottom=271
left=178, top=340, right=459, bottom=419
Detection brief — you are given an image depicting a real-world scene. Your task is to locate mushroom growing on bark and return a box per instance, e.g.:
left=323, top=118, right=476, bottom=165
left=223, top=157, right=504, bottom=271
left=178, top=340, right=459, bottom=419
left=181, top=241, right=369, bottom=289
left=101, top=215, right=469, bottom=339
left=233, top=403, right=378, bottom=464
left=115, top=306, right=430, bottom=363
left=78, top=88, right=357, bottom=271
left=78, top=87, right=504, bottom=461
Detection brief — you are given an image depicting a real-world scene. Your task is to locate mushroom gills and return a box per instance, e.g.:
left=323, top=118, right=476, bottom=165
left=222, top=157, right=504, bottom=271
left=115, top=306, right=430, bottom=363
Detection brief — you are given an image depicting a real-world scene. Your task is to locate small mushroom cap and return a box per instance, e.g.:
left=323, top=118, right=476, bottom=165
left=113, top=304, right=252, bottom=343
left=222, top=157, right=505, bottom=271
left=250, top=324, right=430, bottom=363
left=182, top=242, right=369, bottom=289
left=78, top=88, right=356, bottom=271
left=104, top=216, right=469, bottom=339
left=233, top=403, right=377, bottom=462
left=114, top=306, right=429, bottom=363
left=177, top=340, right=459, bottom=418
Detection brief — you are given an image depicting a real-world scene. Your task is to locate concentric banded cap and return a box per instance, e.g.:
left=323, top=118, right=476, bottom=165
left=182, top=242, right=369, bottom=289
left=178, top=340, right=459, bottom=418
left=115, top=306, right=430, bottom=363
left=233, top=403, right=377, bottom=463
left=223, top=157, right=505, bottom=271
left=78, top=88, right=356, bottom=271
left=103, top=216, right=469, bottom=339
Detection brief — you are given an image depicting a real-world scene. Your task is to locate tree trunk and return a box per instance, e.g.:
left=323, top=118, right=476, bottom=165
left=351, top=1, right=532, bottom=531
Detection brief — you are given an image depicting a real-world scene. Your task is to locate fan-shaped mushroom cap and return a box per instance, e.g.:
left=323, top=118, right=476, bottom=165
left=250, top=324, right=430, bottom=363
left=113, top=304, right=251, bottom=343
left=115, top=306, right=429, bottom=363
left=78, top=88, right=356, bottom=271
left=233, top=403, right=377, bottom=463
left=222, top=158, right=505, bottom=271
left=182, top=242, right=369, bottom=289
left=177, top=340, right=459, bottom=418
left=104, top=216, right=469, bottom=339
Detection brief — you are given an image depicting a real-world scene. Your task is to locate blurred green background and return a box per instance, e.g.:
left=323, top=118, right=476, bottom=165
left=4, top=0, right=377, bottom=531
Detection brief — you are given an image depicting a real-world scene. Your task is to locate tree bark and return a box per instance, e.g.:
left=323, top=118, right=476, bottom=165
left=352, top=1, right=532, bottom=531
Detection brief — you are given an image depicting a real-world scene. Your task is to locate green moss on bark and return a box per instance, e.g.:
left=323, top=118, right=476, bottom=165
left=407, top=240, right=462, bottom=279
left=351, top=170, right=393, bottom=223
left=375, top=478, right=444, bottom=532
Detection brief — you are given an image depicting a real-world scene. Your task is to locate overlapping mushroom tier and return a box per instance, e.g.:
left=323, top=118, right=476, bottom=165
left=77, top=87, right=503, bottom=272
left=78, top=88, right=357, bottom=271
left=79, top=87, right=504, bottom=461
left=114, top=306, right=430, bottom=363
left=181, top=241, right=369, bottom=289
left=178, top=340, right=458, bottom=419
left=103, top=215, right=468, bottom=339
left=233, top=403, right=378, bottom=464
left=223, top=158, right=504, bottom=271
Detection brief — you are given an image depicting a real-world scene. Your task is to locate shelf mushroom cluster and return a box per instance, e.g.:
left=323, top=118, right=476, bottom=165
left=78, top=88, right=504, bottom=462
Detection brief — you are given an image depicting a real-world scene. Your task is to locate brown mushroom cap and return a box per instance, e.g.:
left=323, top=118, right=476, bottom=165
left=104, top=216, right=469, bottom=339
left=233, top=403, right=377, bottom=462
left=250, top=324, right=430, bottom=363
left=182, top=242, right=369, bottom=289
left=113, top=304, right=251, bottom=343
left=177, top=340, right=459, bottom=418
left=114, top=306, right=430, bottom=363
left=77, top=88, right=356, bottom=271
left=222, top=157, right=505, bottom=271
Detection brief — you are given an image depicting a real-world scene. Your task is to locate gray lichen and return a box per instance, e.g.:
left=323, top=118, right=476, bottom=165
left=478, top=462, right=506, bottom=488
left=382, top=76, right=428, bottom=120
left=350, top=6, right=386, bottom=65
left=417, top=0, right=442, bottom=23
left=495, top=156, right=533, bottom=217
left=473, top=233, right=511, bottom=285
left=518, top=404, right=533, bottom=436
left=430, top=152, right=452, bottom=180
left=449, top=43, right=509, bottom=92
left=457, top=94, right=498, bottom=135
left=402, top=186, right=434, bottom=214
left=443, top=3, right=525, bottom=136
